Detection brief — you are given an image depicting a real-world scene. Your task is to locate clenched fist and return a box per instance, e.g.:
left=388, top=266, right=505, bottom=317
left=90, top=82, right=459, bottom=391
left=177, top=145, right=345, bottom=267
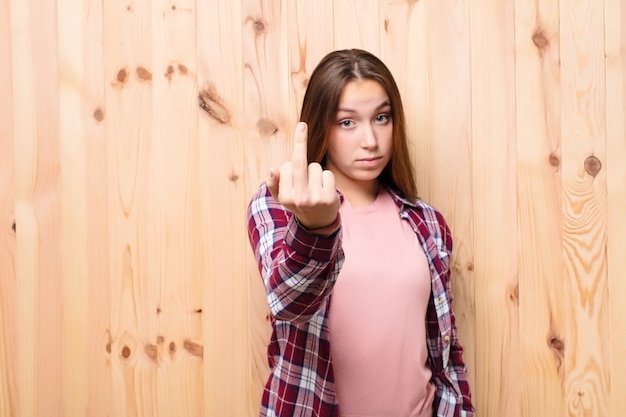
left=266, top=122, right=340, bottom=230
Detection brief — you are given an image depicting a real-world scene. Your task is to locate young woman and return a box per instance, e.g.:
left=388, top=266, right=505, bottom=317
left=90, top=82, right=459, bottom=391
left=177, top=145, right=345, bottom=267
left=247, top=49, right=474, bottom=417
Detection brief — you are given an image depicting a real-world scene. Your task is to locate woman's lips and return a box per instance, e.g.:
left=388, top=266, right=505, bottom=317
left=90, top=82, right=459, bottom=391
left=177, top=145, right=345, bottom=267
left=356, top=156, right=383, bottom=167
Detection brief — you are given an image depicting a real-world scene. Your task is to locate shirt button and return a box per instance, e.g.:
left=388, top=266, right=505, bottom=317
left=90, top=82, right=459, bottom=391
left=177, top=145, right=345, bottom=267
left=443, top=335, right=450, bottom=344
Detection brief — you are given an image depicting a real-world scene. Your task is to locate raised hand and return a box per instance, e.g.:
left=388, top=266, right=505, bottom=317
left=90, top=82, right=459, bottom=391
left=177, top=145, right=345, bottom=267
left=266, top=122, right=340, bottom=230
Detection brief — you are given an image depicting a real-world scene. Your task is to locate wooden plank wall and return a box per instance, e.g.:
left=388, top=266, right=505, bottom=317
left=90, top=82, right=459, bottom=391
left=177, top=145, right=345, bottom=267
left=0, top=0, right=625, bottom=416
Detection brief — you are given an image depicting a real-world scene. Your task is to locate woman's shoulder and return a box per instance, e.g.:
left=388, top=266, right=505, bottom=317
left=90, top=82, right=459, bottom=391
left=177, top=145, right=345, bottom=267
left=386, top=188, right=452, bottom=249
left=386, top=188, right=447, bottom=223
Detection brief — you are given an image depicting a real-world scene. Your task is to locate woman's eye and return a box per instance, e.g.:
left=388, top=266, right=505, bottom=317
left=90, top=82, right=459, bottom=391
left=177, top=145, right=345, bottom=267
left=375, top=113, right=390, bottom=123
left=338, top=119, right=354, bottom=128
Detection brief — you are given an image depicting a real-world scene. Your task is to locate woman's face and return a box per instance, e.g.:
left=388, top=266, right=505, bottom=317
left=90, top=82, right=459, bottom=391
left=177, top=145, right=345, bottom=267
left=325, top=79, right=393, bottom=196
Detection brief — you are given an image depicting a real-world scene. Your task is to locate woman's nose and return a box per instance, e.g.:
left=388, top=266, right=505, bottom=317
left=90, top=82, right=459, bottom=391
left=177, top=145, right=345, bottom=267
left=360, top=124, right=377, bottom=148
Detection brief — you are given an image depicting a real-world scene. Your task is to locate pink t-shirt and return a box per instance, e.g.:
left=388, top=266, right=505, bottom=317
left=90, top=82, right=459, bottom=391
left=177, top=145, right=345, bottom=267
left=328, top=188, right=435, bottom=417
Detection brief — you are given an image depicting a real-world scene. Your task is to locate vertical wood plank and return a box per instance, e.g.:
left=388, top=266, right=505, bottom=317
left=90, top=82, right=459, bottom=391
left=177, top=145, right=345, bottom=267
left=378, top=0, right=413, bottom=197
left=11, top=0, right=63, bottom=415
left=31, top=1, right=63, bottom=412
left=287, top=0, right=333, bottom=117
left=9, top=3, right=38, bottom=414
left=102, top=0, right=157, bottom=415
left=333, top=0, right=379, bottom=53
left=379, top=0, right=412, bottom=92
left=0, top=0, right=17, bottom=414
left=243, top=0, right=291, bottom=177
left=57, top=0, right=89, bottom=415
left=401, top=0, right=428, bottom=196
left=82, top=0, right=112, bottom=415
left=560, top=0, right=610, bottom=415
left=604, top=0, right=626, bottom=414
left=514, top=1, right=566, bottom=416
left=469, top=0, right=521, bottom=415
left=150, top=1, right=202, bottom=417
left=242, top=1, right=290, bottom=412
left=197, top=0, right=252, bottom=414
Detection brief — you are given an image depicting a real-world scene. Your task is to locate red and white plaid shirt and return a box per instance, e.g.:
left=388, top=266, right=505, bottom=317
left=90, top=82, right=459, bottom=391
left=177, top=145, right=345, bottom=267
left=247, top=183, right=474, bottom=417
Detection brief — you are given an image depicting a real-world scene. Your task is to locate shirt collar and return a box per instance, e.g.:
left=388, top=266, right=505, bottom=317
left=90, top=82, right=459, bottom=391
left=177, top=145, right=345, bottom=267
left=336, top=186, right=422, bottom=210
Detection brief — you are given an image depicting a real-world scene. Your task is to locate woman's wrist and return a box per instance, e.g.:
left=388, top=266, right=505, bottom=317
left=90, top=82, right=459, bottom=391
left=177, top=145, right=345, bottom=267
left=300, top=214, right=341, bottom=237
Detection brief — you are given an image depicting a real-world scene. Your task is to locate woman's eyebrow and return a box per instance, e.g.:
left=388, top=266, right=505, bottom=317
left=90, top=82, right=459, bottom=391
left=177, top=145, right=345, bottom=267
left=337, top=101, right=391, bottom=113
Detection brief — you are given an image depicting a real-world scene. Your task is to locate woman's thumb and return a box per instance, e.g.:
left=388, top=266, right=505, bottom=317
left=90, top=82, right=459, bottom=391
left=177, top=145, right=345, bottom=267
left=266, top=169, right=280, bottom=200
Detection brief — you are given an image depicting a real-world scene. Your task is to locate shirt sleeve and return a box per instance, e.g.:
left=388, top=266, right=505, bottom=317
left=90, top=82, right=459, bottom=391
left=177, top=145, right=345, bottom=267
left=437, top=211, right=475, bottom=416
left=246, top=183, right=344, bottom=323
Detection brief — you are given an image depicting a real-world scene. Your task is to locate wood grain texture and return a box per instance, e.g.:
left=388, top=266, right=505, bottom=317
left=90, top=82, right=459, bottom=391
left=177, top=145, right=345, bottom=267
left=57, top=0, right=89, bottom=415
left=150, top=1, right=203, bottom=416
left=469, top=0, right=521, bottom=415
left=11, top=0, right=64, bottom=416
left=514, top=1, right=566, bottom=416
left=103, top=1, right=158, bottom=415
left=287, top=0, right=333, bottom=118
left=243, top=0, right=291, bottom=175
left=9, top=5, right=39, bottom=416
left=81, top=0, right=113, bottom=414
left=379, top=0, right=413, bottom=92
left=560, top=0, right=610, bottom=415
left=197, top=0, right=252, bottom=415
left=604, top=0, right=626, bottom=415
left=333, top=0, right=379, bottom=53
left=0, top=0, right=17, bottom=414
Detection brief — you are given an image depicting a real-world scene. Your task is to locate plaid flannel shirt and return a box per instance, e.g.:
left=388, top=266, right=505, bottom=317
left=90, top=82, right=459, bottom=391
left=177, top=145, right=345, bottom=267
left=247, top=183, right=474, bottom=417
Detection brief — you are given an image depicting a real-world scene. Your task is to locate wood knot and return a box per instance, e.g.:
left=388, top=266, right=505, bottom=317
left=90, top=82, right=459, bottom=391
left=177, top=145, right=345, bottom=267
left=257, top=118, right=279, bottom=136
left=549, top=153, right=560, bottom=167
left=509, top=283, right=519, bottom=304
left=229, top=173, right=239, bottom=182
left=466, top=263, right=474, bottom=272
left=549, top=335, right=565, bottom=353
left=532, top=31, right=548, bottom=49
left=11, top=221, right=16, bottom=233
left=156, top=335, right=164, bottom=344
left=165, top=65, right=175, bottom=80
left=121, top=345, right=131, bottom=358
left=584, top=155, right=601, bottom=177
left=116, top=67, right=129, bottom=83
left=166, top=63, right=189, bottom=81
left=169, top=341, right=176, bottom=354
left=93, top=107, right=105, bottom=123
left=199, top=86, right=231, bottom=124
left=548, top=331, right=565, bottom=377
left=183, top=339, right=204, bottom=358
left=253, top=19, right=266, bottom=34
left=145, top=344, right=158, bottom=361
left=136, top=66, right=153, bottom=81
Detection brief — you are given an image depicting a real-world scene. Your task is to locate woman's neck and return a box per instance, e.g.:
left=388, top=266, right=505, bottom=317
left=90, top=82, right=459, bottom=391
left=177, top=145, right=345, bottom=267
left=338, top=180, right=381, bottom=207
